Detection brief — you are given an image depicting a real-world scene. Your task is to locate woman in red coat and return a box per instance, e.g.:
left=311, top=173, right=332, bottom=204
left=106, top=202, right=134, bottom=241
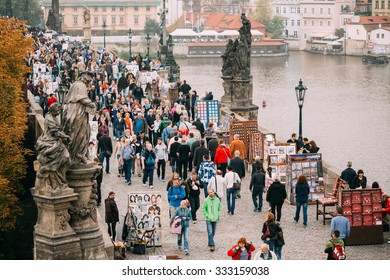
left=227, top=237, right=255, bottom=260
left=213, top=139, right=231, bottom=176
left=382, top=194, right=390, bottom=218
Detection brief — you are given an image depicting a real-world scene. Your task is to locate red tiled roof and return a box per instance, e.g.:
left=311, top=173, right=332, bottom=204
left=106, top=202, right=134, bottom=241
left=347, top=16, right=390, bottom=24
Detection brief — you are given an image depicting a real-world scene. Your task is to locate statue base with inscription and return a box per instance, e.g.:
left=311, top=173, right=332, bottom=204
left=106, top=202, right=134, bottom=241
left=82, top=25, right=91, bottom=44
left=31, top=187, right=82, bottom=260
left=67, top=163, right=107, bottom=260
left=221, top=75, right=259, bottom=121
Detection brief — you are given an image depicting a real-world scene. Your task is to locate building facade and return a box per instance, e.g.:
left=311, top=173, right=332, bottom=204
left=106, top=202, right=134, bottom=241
left=372, top=0, right=390, bottom=16
left=272, top=0, right=301, bottom=39
left=39, top=0, right=159, bottom=33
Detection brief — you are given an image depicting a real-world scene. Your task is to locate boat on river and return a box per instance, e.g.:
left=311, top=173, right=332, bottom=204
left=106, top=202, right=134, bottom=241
left=362, top=54, right=389, bottom=64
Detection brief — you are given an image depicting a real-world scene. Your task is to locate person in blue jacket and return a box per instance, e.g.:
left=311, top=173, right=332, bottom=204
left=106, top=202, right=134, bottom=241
left=167, top=179, right=186, bottom=218
left=171, top=199, right=192, bottom=255
left=294, top=175, right=310, bottom=227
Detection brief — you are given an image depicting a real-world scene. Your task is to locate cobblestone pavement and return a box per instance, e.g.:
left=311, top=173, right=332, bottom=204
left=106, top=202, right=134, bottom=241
left=98, top=142, right=390, bottom=260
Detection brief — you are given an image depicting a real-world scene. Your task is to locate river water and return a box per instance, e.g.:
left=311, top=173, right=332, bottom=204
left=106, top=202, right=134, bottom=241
left=176, top=52, right=390, bottom=193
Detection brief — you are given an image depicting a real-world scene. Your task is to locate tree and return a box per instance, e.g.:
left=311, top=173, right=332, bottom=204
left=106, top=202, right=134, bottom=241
left=144, top=18, right=160, bottom=36
left=253, top=0, right=284, bottom=38
left=335, top=28, right=345, bottom=38
left=267, top=16, right=284, bottom=38
left=0, top=0, right=43, bottom=26
left=0, top=18, right=32, bottom=239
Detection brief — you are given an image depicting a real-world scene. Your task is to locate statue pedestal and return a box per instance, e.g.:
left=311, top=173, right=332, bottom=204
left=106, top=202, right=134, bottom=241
left=82, top=25, right=91, bottom=43
left=67, top=163, right=107, bottom=260
left=31, top=188, right=82, bottom=260
left=221, top=76, right=259, bottom=120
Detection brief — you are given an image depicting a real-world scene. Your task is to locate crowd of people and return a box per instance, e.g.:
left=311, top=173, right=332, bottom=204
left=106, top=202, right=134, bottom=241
left=26, top=29, right=390, bottom=260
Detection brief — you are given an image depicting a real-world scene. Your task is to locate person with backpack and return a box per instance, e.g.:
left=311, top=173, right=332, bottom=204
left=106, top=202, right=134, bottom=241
left=261, top=212, right=278, bottom=252
left=167, top=179, right=187, bottom=218
left=324, top=230, right=346, bottom=260
left=141, top=143, right=157, bottom=189
left=227, top=237, right=255, bottom=260
left=171, top=200, right=192, bottom=255
left=274, top=224, right=285, bottom=260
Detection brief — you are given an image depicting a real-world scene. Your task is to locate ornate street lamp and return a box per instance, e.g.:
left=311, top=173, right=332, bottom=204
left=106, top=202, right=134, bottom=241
left=102, top=19, right=107, bottom=48
left=294, top=79, right=307, bottom=144
left=145, top=33, right=151, bottom=59
left=128, top=28, right=132, bottom=62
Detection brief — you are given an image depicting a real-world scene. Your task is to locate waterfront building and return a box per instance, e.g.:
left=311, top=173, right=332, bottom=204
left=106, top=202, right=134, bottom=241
left=372, top=0, right=390, bottom=16
left=39, top=0, right=159, bottom=34
left=299, top=0, right=355, bottom=50
left=200, top=0, right=258, bottom=15
left=345, top=15, right=390, bottom=55
left=272, top=0, right=301, bottom=39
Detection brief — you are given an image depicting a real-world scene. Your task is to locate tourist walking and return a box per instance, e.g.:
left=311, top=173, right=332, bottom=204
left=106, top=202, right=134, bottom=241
left=105, top=191, right=119, bottom=241
left=97, top=131, right=113, bottom=174
left=253, top=243, right=278, bottom=260
left=227, top=237, right=255, bottom=260
left=177, top=138, right=191, bottom=180
left=250, top=165, right=265, bottom=212
left=120, top=139, right=135, bottom=185
left=324, top=230, right=345, bottom=260
left=172, top=200, right=192, bottom=255
left=214, top=139, right=231, bottom=176
left=155, top=137, right=167, bottom=182
left=224, top=166, right=240, bottom=215
left=294, top=175, right=310, bottom=227
left=198, top=154, right=216, bottom=197
left=113, top=136, right=125, bottom=177
left=261, top=212, right=278, bottom=252
left=229, top=150, right=245, bottom=198
left=266, top=178, right=287, bottom=222
left=167, top=179, right=186, bottom=218
left=202, top=188, right=222, bottom=252
left=330, top=206, right=351, bottom=243
left=187, top=172, right=202, bottom=223
left=207, top=170, right=225, bottom=200
left=141, top=143, right=157, bottom=189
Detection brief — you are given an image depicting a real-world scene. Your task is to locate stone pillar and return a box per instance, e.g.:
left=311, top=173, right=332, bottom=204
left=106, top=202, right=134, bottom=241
left=66, top=163, right=107, bottom=260
left=31, top=187, right=82, bottom=260
left=82, top=25, right=91, bottom=44
left=221, top=75, right=233, bottom=107
left=229, top=77, right=259, bottom=121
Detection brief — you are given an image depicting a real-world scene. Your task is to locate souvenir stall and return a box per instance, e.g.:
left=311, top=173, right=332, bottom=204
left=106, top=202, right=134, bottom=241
left=229, top=120, right=258, bottom=160
left=286, top=153, right=324, bottom=204
left=267, top=143, right=296, bottom=185
left=339, top=189, right=383, bottom=245
left=261, top=133, right=276, bottom=166
left=195, top=100, right=220, bottom=128
left=125, top=192, right=163, bottom=251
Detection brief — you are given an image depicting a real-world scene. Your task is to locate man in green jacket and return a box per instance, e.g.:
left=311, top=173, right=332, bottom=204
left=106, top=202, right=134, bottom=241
left=202, top=188, right=222, bottom=252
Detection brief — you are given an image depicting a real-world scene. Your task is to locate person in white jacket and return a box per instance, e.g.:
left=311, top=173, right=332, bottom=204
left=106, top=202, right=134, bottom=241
left=207, top=170, right=225, bottom=200
left=224, top=166, right=240, bottom=215
left=253, top=243, right=278, bottom=260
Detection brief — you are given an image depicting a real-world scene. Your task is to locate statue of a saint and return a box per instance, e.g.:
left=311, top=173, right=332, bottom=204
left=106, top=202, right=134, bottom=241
left=35, top=103, right=71, bottom=191
left=83, top=7, right=91, bottom=26
left=221, top=39, right=236, bottom=76
left=62, top=71, right=96, bottom=166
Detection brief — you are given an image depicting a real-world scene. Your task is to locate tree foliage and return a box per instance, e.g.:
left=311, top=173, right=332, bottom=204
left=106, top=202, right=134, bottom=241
left=144, top=18, right=160, bottom=36
left=0, top=0, right=43, bottom=26
left=254, top=0, right=284, bottom=38
left=0, top=18, right=33, bottom=233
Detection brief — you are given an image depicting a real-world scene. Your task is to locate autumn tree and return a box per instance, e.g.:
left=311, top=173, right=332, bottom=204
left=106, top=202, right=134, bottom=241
left=0, top=0, right=43, bottom=26
left=144, top=18, right=161, bottom=36
left=253, top=0, right=284, bottom=38
left=0, top=19, right=33, bottom=239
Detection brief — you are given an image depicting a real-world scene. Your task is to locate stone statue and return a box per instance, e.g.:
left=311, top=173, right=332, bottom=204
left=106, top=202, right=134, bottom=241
left=221, top=39, right=236, bottom=76
left=46, top=9, right=57, bottom=31
left=35, top=103, right=71, bottom=191
left=62, top=71, right=96, bottom=166
left=83, top=7, right=91, bottom=26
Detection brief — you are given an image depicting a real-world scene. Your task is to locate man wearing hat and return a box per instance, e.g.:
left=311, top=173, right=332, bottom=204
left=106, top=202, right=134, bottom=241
left=62, top=71, right=96, bottom=165
left=340, top=161, right=357, bottom=188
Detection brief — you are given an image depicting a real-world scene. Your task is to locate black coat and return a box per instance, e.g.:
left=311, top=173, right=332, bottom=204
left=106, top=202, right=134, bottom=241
left=192, top=120, right=205, bottom=137
left=340, top=167, right=357, bottom=187
left=266, top=181, right=287, bottom=205
left=105, top=198, right=119, bottom=223
left=250, top=170, right=265, bottom=194
left=208, top=138, right=219, bottom=159
left=230, top=157, right=245, bottom=179
left=97, top=135, right=113, bottom=154
left=251, top=161, right=263, bottom=176
left=193, top=146, right=209, bottom=168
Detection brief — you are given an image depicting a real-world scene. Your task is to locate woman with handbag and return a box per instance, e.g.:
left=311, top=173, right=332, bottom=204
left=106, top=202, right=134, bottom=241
left=171, top=200, right=192, bottom=255
left=224, top=166, right=240, bottom=215
left=261, top=212, right=278, bottom=252
left=213, top=139, right=231, bottom=176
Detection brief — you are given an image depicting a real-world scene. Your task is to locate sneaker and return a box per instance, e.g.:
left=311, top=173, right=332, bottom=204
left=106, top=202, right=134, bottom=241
left=231, top=211, right=234, bottom=215
left=149, top=185, right=153, bottom=189
left=236, top=195, right=241, bottom=199
left=128, top=181, right=132, bottom=185
left=157, top=176, right=160, bottom=180
left=303, top=224, right=307, bottom=228
left=210, top=246, right=215, bottom=252
left=294, top=219, right=298, bottom=224
left=138, top=174, right=141, bottom=177
left=142, top=183, right=146, bottom=187
left=178, top=246, right=182, bottom=251
left=253, top=208, right=259, bottom=212
left=162, top=179, right=165, bottom=182
left=192, top=220, right=197, bottom=224
left=185, top=251, right=189, bottom=255
left=117, top=174, right=121, bottom=177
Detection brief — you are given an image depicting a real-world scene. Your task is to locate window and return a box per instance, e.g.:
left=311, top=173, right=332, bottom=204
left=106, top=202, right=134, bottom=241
left=60, top=7, right=65, bottom=12
left=311, top=8, right=314, bottom=14
left=291, top=20, right=295, bottom=26
left=381, top=1, right=385, bottom=8
left=375, top=1, right=379, bottom=8
left=291, top=7, right=296, bottom=13
left=120, top=7, right=124, bottom=12
left=73, top=7, right=77, bottom=12
left=320, top=8, right=323, bottom=14
left=328, top=8, right=331, bottom=14
left=134, top=16, right=139, bottom=25
left=103, top=7, right=106, bottom=12
left=304, top=8, right=307, bottom=14
left=94, top=16, right=98, bottom=25
left=120, top=17, right=124, bottom=24
left=328, top=21, right=331, bottom=26
left=297, top=20, right=300, bottom=26
left=304, top=20, right=307, bottom=26
left=376, top=33, right=380, bottom=38
left=134, top=6, right=138, bottom=11
left=312, top=20, right=314, bottom=26
left=294, top=31, right=298, bottom=37
left=146, top=6, right=150, bottom=11
left=112, top=16, right=116, bottom=24
left=297, top=7, right=300, bottom=13
left=112, top=7, right=116, bottom=12
left=94, top=7, right=98, bottom=12
left=73, top=16, right=78, bottom=25
left=276, top=7, right=280, bottom=13
left=382, top=33, right=385, bottom=38
left=283, top=7, right=286, bottom=14
left=320, top=21, right=323, bottom=26
left=304, top=33, right=307, bottom=39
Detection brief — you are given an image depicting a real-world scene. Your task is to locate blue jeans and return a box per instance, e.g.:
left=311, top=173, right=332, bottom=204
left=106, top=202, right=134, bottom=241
left=206, top=221, right=217, bottom=246
left=178, top=226, right=189, bottom=251
left=274, top=245, right=282, bottom=260
left=294, top=202, right=308, bottom=225
left=99, top=152, right=110, bottom=173
left=252, top=191, right=263, bottom=211
left=115, top=129, right=124, bottom=139
left=264, top=239, right=275, bottom=252
left=142, top=168, right=154, bottom=186
left=123, top=159, right=133, bottom=182
left=226, top=188, right=237, bottom=213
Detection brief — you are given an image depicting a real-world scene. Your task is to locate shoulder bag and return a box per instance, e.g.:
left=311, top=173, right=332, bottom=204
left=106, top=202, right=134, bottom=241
left=222, top=147, right=231, bottom=166
left=232, top=172, right=241, bottom=190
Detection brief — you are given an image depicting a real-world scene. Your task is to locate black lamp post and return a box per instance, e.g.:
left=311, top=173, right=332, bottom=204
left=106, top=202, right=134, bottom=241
left=294, top=79, right=307, bottom=144
left=57, top=83, right=65, bottom=124
left=128, top=28, right=132, bottom=62
left=102, top=19, right=107, bottom=48
left=145, top=33, right=151, bottom=59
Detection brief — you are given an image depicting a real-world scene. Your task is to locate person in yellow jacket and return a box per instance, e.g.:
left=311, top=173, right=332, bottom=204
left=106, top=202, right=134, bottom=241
left=202, top=188, right=222, bottom=252
left=230, top=134, right=246, bottom=159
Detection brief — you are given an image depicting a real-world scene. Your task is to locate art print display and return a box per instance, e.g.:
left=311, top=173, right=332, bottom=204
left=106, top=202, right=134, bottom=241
left=249, top=132, right=262, bottom=163
left=125, top=64, right=139, bottom=77
left=195, top=100, right=220, bottom=127
left=128, top=193, right=163, bottom=246
left=267, top=143, right=295, bottom=185
left=286, top=153, right=324, bottom=204
left=262, top=133, right=276, bottom=166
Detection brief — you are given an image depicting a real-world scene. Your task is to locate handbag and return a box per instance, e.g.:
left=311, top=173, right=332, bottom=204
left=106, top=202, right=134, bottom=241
left=133, top=242, right=146, bottom=255
left=170, top=216, right=182, bottom=234
left=232, top=172, right=241, bottom=190
left=105, top=150, right=112, bottom=157
left=222, top=147, right=231, bottom=166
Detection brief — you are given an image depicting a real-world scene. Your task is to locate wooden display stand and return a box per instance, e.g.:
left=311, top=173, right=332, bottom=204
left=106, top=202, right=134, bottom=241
left=339, top=189, right=383, bottom=245
left=229, top=120, right=258, bottom=161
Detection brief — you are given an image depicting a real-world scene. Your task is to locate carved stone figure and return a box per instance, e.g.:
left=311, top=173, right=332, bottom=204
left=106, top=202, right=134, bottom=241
left=221, top=39, right=236, bottom=76
left=46, top=9, right=57, bottom=31
left=83, top=7, right=91, bottom=26
left=62, top=72, right=96, bottom=166
left=35, top=103, right=71, bottom=191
